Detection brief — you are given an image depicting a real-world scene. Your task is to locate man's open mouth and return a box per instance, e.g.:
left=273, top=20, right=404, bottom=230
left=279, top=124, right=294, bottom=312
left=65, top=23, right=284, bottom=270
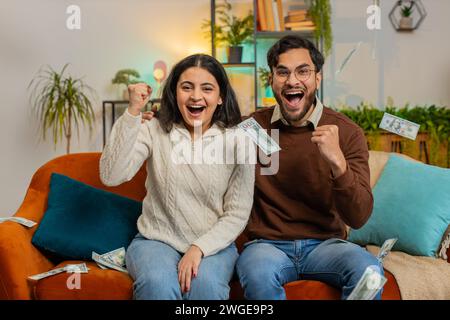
left=283, top=90, right=305, bottom=107
left=187, top=105, right=206, bottom=115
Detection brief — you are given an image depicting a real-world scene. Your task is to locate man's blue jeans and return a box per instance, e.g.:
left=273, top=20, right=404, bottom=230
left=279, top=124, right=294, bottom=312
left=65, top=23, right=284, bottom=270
left=125, top=233, right=238, bottom=300
left=236, top=238, right=383, bottom=300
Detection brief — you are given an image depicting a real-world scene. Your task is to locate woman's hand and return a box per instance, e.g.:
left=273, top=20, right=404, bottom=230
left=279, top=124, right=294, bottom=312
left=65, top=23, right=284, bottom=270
left=178, top=245, right=203, bottom=293
left=127, top=83, right=152, bottom=116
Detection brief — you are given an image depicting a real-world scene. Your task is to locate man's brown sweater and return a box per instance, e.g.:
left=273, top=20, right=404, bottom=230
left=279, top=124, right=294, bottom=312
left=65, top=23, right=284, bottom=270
left=246, top=105, right=373, bottom=241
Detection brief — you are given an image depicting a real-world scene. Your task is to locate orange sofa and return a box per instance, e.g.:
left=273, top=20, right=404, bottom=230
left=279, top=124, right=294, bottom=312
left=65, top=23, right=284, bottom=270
left=2, top=151, right=444, bottom=300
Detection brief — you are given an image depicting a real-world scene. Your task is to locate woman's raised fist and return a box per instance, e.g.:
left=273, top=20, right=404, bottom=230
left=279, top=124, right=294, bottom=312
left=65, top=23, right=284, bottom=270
left=127, top=83, right=152, bottom=116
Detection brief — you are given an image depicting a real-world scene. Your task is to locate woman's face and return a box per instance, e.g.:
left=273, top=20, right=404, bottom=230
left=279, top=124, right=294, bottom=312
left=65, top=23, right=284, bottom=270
left=176, top=66, right=222, bottom=136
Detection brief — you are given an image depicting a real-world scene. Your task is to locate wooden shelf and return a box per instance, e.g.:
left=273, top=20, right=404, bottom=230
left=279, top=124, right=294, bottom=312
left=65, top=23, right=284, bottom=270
left=222, top=62, right=255, bottom=68
left=255, top=30, right=315, bottom=39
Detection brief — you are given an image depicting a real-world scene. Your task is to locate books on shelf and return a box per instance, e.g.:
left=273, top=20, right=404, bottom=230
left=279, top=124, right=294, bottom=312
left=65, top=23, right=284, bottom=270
left=285, top=9, right=308, bottom=23
left=284, top=6, right=315, bottom=31
left=257, top=1, right=315, bottom=32
left=256, top=0, right=267, bottom=31
left=264, top=0, right=275, bottom=31
left=257, top=0, right=286, bottom=32
left=284, top=20, right=315, bottom=31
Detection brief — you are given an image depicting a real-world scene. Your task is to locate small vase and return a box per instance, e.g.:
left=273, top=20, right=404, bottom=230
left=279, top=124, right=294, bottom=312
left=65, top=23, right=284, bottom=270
left=399, top=17, right=413, bottom=30
left=227, top=46, right=243, bottom=64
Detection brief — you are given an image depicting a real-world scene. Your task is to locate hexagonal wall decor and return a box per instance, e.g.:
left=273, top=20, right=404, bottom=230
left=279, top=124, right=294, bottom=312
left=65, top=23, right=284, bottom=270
left=389, top=0, right=427, bottom=31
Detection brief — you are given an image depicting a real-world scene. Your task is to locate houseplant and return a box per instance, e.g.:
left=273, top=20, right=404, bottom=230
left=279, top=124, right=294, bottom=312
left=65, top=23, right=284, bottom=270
left=339, top=103, right=450, bottom=168
left=112, top=69, right=141, bottom=100
left=308, top=0, right=333, bottom=57
left=257, top=67, right=275, bottom=106
left=399, top=1, right=414, bottom=29
left=28, top=64, right=96, bottom=154
left=202, top=0, right=254, bottom=63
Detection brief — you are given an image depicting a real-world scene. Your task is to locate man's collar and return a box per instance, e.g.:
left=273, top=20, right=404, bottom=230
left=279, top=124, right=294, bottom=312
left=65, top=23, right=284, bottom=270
left=270, top=97, right=323, bottom=129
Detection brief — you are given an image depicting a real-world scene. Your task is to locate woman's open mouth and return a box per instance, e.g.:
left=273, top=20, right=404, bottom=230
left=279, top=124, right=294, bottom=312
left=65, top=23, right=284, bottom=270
left=282, top=90, right=305, bottom=109
left=186, top=105, right=206, bottom=117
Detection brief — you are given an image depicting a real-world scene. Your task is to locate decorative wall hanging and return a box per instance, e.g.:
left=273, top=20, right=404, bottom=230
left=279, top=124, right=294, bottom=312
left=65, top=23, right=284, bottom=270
left=389, top=0, right=427, bottom=31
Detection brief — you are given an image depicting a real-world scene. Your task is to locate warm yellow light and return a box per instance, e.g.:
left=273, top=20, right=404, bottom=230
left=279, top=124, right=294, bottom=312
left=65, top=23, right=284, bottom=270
left=153, top=68, right=164, bottom=81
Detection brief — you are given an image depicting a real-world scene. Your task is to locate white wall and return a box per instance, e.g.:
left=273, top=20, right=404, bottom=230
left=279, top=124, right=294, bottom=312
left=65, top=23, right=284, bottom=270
left=0, top=0, right=210, bottom=216
left=1, top=0, right=449, bottom=217
left=324, top=0, right=450, bottom=108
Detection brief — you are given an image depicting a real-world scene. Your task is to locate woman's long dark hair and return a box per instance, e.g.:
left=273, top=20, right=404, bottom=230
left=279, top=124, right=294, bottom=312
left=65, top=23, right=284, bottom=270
left=158, top=54, right=242, bottom=133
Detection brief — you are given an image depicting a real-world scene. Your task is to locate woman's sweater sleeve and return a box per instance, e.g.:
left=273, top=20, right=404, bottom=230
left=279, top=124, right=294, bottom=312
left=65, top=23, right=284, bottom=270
left=99, top=109, right=153, bottom=186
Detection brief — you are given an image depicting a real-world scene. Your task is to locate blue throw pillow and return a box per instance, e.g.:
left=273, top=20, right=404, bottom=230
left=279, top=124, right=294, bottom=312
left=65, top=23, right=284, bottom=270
left=348, top=154, right=450, bottom=257
left=32, top=173, right=142, bottom=260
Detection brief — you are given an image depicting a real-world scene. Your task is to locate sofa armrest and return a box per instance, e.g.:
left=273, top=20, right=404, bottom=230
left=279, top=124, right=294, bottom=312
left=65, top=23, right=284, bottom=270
left=0, top=221, right=54, bottom=299
left=0, top=188, right=54, bottom=299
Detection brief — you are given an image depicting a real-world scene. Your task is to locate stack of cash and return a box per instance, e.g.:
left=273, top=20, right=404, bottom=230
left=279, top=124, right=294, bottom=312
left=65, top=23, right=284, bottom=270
left=0, top=217, right=37, bottom=228
left=92, top=247, right=128, bottom=274
left=28, top=263, right=89, bottom=281
left=347, top=238, right=397, bottom=300
left=347, top=265, right=387, bottom=300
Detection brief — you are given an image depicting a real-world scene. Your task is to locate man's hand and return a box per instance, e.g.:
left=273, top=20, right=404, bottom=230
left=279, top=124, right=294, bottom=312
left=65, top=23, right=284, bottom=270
left=140, top=109, right=157, bottom=124
left=127, top=83, right=152, bottom=116
left=178, top=245, right=203, bottom=293
left=311, top=125, right=347, bottom=178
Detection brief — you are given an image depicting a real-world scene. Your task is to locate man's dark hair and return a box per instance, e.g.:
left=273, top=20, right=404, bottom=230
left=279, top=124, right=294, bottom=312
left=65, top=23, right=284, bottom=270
left=158, top=54, right=241, bottom=133
left=267, top=35, right=325, bottom=73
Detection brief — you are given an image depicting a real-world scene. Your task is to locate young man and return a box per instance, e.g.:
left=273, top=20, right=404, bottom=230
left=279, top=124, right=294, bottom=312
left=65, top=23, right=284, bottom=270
left=236, top=35, right=383, bottom=300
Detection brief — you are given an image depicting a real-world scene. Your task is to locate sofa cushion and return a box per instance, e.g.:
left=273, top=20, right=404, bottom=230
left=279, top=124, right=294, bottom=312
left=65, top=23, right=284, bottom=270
left=348, top=154, right=450, bottom=257
left=31, top=173, right=142, bottom=260
left=32, top=261, right=133, bottom=300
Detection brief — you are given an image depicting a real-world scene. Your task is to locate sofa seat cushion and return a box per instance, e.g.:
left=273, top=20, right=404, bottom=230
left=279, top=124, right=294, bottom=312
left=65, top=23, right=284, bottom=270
left=284, top=270, right=401, bottom=300
left=32, top=261, right=133, bottom=300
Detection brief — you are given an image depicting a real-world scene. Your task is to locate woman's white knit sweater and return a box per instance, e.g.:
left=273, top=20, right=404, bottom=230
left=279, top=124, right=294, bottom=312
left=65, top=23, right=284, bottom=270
left=100, top=110, right=255, bottom=256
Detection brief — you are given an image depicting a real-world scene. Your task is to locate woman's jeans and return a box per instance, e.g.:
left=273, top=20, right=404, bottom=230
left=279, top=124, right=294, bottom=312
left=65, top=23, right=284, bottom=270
left=236, top=238, right=384, bottom=300
left=126, top=233, right=238, bottom=300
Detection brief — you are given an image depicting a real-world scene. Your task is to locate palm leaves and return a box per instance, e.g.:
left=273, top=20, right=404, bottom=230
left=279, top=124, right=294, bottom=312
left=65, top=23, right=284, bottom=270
left=28, top=64, right=96, bottom=154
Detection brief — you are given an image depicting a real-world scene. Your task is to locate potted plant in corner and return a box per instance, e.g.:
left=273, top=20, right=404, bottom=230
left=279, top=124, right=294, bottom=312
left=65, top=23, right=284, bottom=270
left=399, top=1, right=414, bottom=30
left=112, top=69, right=141, bottom=100
left=28, top=64, right=96, bottom=154
left=202, top=0, right=254, bottom=63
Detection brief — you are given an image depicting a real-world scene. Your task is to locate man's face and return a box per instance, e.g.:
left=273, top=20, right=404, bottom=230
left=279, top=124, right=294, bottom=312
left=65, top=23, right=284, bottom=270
left=270, top=48, right=322, bottom=124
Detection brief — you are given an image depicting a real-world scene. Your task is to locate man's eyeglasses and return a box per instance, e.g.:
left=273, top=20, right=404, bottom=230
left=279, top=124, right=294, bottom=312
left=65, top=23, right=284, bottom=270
left=274, top=66, right=316, bottom=82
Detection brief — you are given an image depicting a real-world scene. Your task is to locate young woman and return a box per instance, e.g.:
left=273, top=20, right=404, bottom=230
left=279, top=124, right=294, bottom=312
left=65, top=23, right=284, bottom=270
left=100, top=54, right=255, bottom=300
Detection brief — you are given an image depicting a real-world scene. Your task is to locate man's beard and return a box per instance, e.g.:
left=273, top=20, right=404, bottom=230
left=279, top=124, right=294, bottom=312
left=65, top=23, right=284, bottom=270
left=277, top=88, right=317, bottom=124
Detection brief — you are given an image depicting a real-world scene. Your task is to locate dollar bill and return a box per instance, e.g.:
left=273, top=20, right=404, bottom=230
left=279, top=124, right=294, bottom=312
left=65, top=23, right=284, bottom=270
left=237, top=118, right=281, bottom=156
left=379, top=112, right=420, bottom=140
left=92, top=251, right=128, bottom=274
left=28, top=263, right=90, bottom=281
left=0, top=217, right=37, bottom=228
left=347, top=266, right=387, bottom=300
left=65, top=263, right=89, bottom=273
left=377, top=238, right=398, bottom=264
left=101, top=247, right=126, bottom=267
left=96, top=262, right=108, bottom=270
left=28, top=267, right=67, bottom=281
